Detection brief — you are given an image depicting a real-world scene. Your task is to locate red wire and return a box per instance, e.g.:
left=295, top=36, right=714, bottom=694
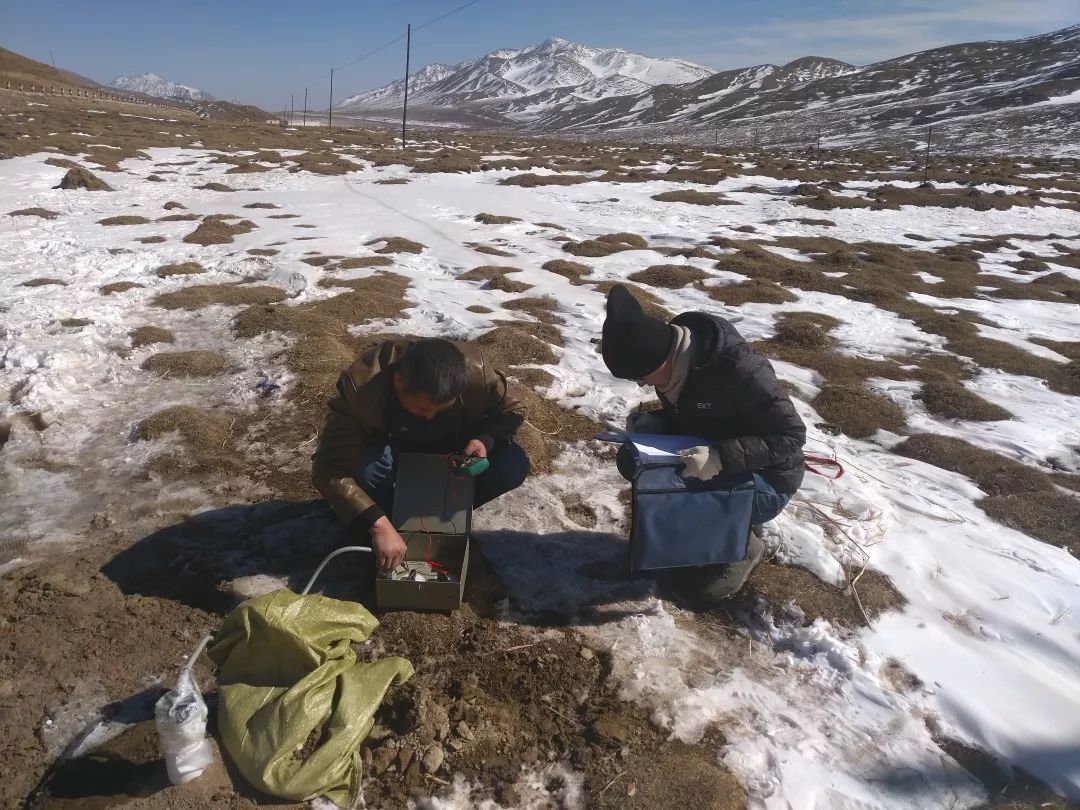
left=804, top=454, right=844, bottom=480
left=418, top=515, right=449, bottom=573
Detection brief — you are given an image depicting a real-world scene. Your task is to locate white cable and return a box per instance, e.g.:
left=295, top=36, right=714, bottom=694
left=301, top=546, right=374, bottom=595
left=182, top=634, right=214, bottom=675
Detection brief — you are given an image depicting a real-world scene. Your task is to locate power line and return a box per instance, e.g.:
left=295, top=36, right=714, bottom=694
left=414, top=0, right=482, bottom=33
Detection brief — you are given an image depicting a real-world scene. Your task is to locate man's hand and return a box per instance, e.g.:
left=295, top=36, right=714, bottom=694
left=463, top=437, right=490, bottom=459
left=679, top=445, right=723, bottom=480
left=370, top=517, right=407, bottom=574
left=626, top=409, right=667, bottom=434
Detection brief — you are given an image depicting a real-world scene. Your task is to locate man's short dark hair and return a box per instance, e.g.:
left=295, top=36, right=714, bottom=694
left=399, top=339, right=468, bottom=403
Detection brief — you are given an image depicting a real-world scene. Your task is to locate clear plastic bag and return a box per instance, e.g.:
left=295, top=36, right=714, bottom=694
left=155, top=641, right=215, bottom=785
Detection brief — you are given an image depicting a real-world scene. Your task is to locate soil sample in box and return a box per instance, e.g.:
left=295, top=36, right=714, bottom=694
left=375, top=453, right=472, bottom=611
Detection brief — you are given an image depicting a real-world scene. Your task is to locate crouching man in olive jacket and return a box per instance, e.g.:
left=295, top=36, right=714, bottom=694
left=602, top=284, right=806, bottom=603
left=312, top=338, right=529, bottom=573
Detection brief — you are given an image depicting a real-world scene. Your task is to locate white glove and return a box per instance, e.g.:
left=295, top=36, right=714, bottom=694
left=626, top=410, right=667, bottom=434
left=679, top=446, right=723, bottom=480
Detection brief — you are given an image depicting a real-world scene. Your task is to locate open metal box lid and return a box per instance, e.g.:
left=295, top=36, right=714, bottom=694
left=391, top=452, right=474, bottom=535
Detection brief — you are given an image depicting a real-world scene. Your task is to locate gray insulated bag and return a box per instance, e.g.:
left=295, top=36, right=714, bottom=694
left=622, top=442, right=755, bottom=572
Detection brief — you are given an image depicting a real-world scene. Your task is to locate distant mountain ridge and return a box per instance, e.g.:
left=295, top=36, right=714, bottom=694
left=334, top=28, right=1080, bottom=154
left=111, top=72, right=213, bottom=103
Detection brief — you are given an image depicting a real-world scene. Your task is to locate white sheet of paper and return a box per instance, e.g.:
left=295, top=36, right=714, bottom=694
left=596, top=432, right=710, bottom=458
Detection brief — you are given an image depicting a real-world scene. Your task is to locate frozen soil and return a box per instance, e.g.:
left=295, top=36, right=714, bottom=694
left=2, top=95, right=1080, bottom=809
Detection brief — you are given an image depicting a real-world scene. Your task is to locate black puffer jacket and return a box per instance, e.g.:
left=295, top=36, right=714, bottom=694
left=657, top=312, right=806, bottom=495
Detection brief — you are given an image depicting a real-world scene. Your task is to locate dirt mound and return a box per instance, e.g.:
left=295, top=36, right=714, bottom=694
left=628, top=264, right=709, bottom=289
left=916, top=380, right=1012, bottom=421
left=366, top=236, right=425, bottom=254
left=541, top=259, right=591, bottom=283
left=129, top=326, right=175, bottom=348
left=9, top=207, right=59, bottom=219
left=706, top=279, right=796, bottom=306
left=54, top=167, right=112, bottom=191
left=100, top=281, right=144, bottom=295
left=651, top=190, right=737, bottom=206
left=475, top=212, right=521, bottom=225
left=812, top=384, right=907, bottom=438
left=155, top=262, right=206, bottom=278
left=99, top=215, right=151, bottom=226
left=499, top=173, right=589, bottom=187
left=153, top=284, right=287, bottom=310
left=140, top=350, right=227, bottom=378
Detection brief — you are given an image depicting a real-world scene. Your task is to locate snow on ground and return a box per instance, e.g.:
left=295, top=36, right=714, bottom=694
left=2, top=146, right=1079, bottom=807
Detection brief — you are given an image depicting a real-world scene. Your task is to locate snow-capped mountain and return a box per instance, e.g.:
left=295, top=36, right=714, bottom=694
left=339, top=37, right=713, bottom=111
left=111, top=73, right=212, bottom=103
left=333, top=26, right=1079, bottom=154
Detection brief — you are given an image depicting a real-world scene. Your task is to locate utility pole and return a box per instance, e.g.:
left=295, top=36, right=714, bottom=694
left=303, top=87, right=308, bottom=126
left=923, top=125, right=933, bottom=182
left=402, top=23, right=411, bottom=149
left=290, top=93, right=294, bottom=125
left=328, top=68, right=334, bottom=131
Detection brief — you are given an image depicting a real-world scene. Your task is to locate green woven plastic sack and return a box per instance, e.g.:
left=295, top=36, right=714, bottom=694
left=207, top=590, right=413, bottom=806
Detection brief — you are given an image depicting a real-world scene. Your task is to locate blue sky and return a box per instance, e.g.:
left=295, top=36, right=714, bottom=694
left=2, top=0, right=1076, bottom=109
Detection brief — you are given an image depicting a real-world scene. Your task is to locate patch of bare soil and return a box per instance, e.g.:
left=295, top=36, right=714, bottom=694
left=366, top=236, right=425, bottom=255
left=916, top=380, right=1012, bottom=421
left=153, top=284, right=287, bottom=310
left=155, top=262, right=205, bottom=278
left=9, top=207, right=59, bottom=219
left=195, top=182, right=234, bottom=192
left=140, top=350, right=227, bottom=378
left=129, top=326, right=175, bottom=348
left=358, top=608, right=747, bottom=810
left=98, top=215, right=150, bottom=226
left=474, top=213, right=520, bottom=225
left=54, top=166, right=112, bottom=191
left=651, top=189, right=737, bottom=206
left=628, top=264, right=709, bottom=289
left=183, top=216, right=256, bottom=246
left=542, top=259, right=592, bottom=283
left=99, top=281, right=144, bottom=295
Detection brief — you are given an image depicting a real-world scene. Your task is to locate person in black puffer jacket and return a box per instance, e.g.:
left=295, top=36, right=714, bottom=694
left=602, top=284, right=806, bottom=602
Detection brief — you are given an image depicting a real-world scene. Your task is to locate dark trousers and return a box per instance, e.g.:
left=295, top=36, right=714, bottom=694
left=355, top=442, right=530, bottom=515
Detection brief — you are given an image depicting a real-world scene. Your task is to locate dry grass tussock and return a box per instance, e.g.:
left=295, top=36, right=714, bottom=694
left=9, top=207, right=59, bottom=219
left=499, top=173, right=589, bottom=187
left=153, top=284, right=286, bottom=310
left=155, top=262, right=205, bottom=278
left=590, top=281, right=672, bottom=321
left=563, top=232, right=648, bottom=258
left=129, top=326, right=175, bottom=348
left=746, top=563, right=904, bottom=628
left=140, top=350, right=226, bottom=378
left=894, top=434, right=1079, bottom=552
left=651, top=189, right=737, bottom=206
left=501, top=296, right=560, bottom=324
left=183, top=216, right=256, bottom=246
left=459, top=265, right=532, bottom=294
left=135, top=405, right=243, bottom=479
left=812, top=384, right=907, bottom=438
left=333, top=256, right=395, bottom=270
left=474, top=212, right=521, bottom=225
left=916, top=380, right=1012, bottom=421
left=628, top=264, right=709, bottom=289
left=157, top=213, right=200, bottom=222
left=706, top=279, right=796, bottom=306
left=471, top=244, right=516, bottom=257
left=54, top=167, right=112, bottom=191
left=99, top=281, right=143, bottom=295
left=19, top=278, right=66, bottom=288
left=366, top=236, right=425, bottom=254
left=541, top=259, right=591, bottom=283
left=98, top=215, right=150, bottom=226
